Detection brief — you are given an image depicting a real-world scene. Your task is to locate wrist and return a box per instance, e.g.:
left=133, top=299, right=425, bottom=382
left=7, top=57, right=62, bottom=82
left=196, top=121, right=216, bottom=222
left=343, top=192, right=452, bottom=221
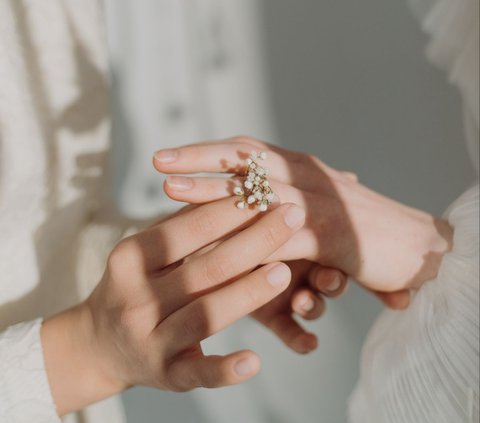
left=41, top=303, right=126, bottom=416
left=332, top=178, right=454, bottom=291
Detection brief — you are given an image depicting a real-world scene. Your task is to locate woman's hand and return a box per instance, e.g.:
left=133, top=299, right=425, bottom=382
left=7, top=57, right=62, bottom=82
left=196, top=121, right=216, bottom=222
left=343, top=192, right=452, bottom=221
left=173, top=205, right=349, bottom=354
left=251, top=260, right=348, bottom=353
left=41, top=197, right=305, bottom=416
left=153, top=136, right=453, bottom=300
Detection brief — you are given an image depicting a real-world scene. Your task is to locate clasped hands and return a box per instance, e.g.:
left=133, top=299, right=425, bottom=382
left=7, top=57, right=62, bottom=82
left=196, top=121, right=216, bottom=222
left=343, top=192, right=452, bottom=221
left=43, top=137, right=452, bottom=416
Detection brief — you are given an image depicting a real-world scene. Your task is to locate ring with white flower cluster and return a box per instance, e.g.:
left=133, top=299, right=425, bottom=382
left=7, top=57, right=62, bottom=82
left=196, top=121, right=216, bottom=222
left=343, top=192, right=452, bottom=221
left=234, top=151, right=276, bottom=212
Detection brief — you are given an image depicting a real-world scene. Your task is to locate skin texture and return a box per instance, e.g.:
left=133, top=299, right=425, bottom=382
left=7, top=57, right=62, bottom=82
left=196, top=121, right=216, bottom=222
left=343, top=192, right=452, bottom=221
left=41, top=199, right=309, bottom=415
left=153, top=136, right=454, bottom=307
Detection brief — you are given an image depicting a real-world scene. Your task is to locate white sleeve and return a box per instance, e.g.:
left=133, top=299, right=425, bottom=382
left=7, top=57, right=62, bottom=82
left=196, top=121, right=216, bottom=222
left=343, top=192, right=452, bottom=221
left=0, top=319, right=61, bottom=423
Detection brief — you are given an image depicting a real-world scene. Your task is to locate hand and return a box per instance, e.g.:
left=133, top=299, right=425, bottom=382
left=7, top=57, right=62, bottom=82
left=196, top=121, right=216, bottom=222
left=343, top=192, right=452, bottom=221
left=153, top=136, right=453, bottom=303
left=41, top=197, right=305, bottom=415
left=174, top=207, right=349, bottom=354
left=251, top=260, right=348, bottom=353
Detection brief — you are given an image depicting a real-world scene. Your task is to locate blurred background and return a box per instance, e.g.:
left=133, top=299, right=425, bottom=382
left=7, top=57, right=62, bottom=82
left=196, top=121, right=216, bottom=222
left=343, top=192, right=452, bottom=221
left=104, top=1, right=474, bottom=422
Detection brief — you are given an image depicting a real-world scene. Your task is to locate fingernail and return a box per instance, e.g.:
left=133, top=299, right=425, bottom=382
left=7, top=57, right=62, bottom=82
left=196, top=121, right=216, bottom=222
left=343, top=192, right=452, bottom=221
left=304, top=334, right=318, bottom=351
left=234, top=358, right=255, bottom=376
left=267, top=264, right=291, bottom=287
left=299, top=296, right=315, bottom=312
left=154, top=149, right=178, bottom=163
left=166, top=176, right=193, bottom=191
left=325, top=275, right=342, bottom=293
left=294, top=333, right=318, bottom=354
left=284, top=205, right=305, bottom=229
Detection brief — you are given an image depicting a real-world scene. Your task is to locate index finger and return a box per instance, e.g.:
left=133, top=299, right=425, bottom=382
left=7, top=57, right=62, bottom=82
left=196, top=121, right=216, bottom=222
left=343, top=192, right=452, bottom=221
left=153, top=140, right=293, bottom=183
left=129, top=197, right=261, bottom=272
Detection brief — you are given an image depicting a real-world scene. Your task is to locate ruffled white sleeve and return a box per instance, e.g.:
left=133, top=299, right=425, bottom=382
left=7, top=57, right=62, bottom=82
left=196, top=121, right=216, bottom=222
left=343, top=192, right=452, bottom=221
left=348, top=186, right=479, bottom=423
left=0, top=319, right=61, bottom=423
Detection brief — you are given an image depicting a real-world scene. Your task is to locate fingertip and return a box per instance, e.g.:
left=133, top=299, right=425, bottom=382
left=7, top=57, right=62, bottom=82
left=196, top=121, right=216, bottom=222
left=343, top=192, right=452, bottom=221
left=297, top=294, right=315, bottom=312
left=305, top=333, right=319, bottom=352
left=375, top=290, right=411, bottom=310
left=154, top=149, right=179, bottom=168
left=292, top=332, right=318, bottom=354
left=291, top=289, right=326, bottom=320
left=313, top=268, right=347, bottom=297
left=390, top=292, right=411, bottom=310
left=266, top=262, right=292, bottom=289
left=233, top=351, right=261, bottom=379
left=282, top=203, right=306, bottom=230
left=152, top=154, right=158, bottom=170
left=162, top=178, right=178, bottom=201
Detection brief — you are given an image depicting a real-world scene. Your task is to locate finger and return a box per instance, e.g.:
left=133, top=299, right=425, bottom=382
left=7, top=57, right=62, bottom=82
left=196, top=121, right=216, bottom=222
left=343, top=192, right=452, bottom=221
left=164, top=175, right=236, bottom=203
left=163, top=175, right=307, bottom=208
left=374, top=290, right=411, bottom=309
left=265, top=228, right=320, bottom=262
left=265, top=313, right=318, bottom=354
left=342, top=171, right=359, bottom=182
left=153, top=140, right=301, bottom=185
left=308, top=266, right=348, bottom=297
left=161, top=204, right=305, bottom=313
left=291, top=288, right=326, bottom=320
left=167, top=350, right=260, bottom=391
left=185, top=136, right=269, bottom=150
left=147, top=204, right=199, bottom=228
left=161, top=262, right=292, bottom=349
left=126, top=197, right=263, bottom=272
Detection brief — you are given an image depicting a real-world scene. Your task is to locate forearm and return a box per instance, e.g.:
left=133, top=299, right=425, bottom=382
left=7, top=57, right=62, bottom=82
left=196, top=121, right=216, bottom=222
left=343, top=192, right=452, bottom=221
left=41, top=303, right=126, bottom=416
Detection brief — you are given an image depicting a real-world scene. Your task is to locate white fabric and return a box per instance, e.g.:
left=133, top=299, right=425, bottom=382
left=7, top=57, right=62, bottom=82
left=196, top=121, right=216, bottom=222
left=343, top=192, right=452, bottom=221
left=349, top=0, right=479, bottom=422
left=0, top=1, right=126, bottom=422
left=0, top=319, right=58, bottom=423
left=349, top=186, right=479, bottom=423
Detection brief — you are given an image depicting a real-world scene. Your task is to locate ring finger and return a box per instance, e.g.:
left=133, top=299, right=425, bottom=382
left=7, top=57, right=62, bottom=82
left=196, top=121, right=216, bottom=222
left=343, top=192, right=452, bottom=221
left=159, top=262, right=292, bottom=350
left=291, top=288, right=326, bottom=320
left=163, top=175, right=307, bottom=209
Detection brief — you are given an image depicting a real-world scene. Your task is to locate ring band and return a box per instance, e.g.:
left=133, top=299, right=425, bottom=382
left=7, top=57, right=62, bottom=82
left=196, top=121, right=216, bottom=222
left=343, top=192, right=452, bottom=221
left=234, top=151, right=275, bottom=212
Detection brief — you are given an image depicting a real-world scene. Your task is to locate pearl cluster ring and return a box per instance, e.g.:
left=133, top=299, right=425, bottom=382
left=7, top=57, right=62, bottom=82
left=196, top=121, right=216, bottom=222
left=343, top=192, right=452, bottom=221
left=234, top=151, right=275, bottom=212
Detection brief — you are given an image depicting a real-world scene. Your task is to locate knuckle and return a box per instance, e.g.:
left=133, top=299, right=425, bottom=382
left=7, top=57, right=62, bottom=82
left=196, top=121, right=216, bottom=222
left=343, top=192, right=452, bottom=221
left=170, top=377, right=195, bottom=392
left=203, top=254, right=232, bottom=284
left=259, top=224, right=281, bottom=250
left=301, top=153, right=324, bottom=171
left=200, top=372, right=221, bottom=389
left=182, top=303, right=210, bottom=339
left=165, top=365, right=195, bottom=392
left=107, top=238, right=144, bottom=277
left=230, top=135, right=265, bottom=149
left=187, top=209, right=218, bottom=237
left=304, top=154, right=323, bottom=168
left=343, top=171, right=359, bottom=182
